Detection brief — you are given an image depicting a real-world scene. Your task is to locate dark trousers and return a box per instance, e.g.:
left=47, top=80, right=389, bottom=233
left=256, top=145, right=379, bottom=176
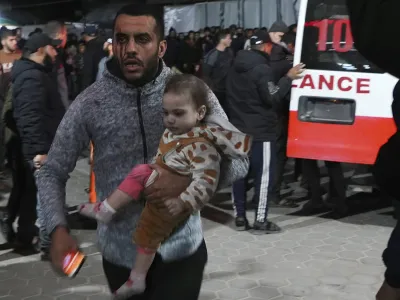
left=233, top=141, right=277, bottom=223
left=274, top=116, right=289, bottom=196
left=302, top=159, right=346, bottom=205
left=6, top=137, right=37, bottom=242
left=383, top=201, right=400, bottom=288
left=103, top=240, right=208, bottom=300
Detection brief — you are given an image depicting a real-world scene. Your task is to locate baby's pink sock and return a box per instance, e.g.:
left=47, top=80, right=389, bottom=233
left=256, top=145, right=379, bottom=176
left=113, top=270, right=146, bottom=299
left=78, top=200, right=116, bottom=223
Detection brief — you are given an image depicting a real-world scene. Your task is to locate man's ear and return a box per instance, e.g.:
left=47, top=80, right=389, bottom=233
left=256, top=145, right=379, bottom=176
left=158, top=40, right=167, bottom=58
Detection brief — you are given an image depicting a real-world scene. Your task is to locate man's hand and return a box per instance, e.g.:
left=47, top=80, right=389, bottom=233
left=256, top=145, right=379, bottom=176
left=164, top=198, right=189, bottom=217
left=144, top=164, right=190, bottom=204
left=50, top=227, right=78, bottom=272
left=287, top=63, right=306, bottom=80
left=33, top=154, right=48, bottom=169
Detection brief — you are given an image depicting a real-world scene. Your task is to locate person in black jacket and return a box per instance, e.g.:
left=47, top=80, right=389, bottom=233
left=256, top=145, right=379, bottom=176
left=227, top=31, right=304, bottom=233
left=202, top=29, right=233, bottom=116
left=11, top=33, right=65, bottom=254
left=81, top=25, right=106, bottom=90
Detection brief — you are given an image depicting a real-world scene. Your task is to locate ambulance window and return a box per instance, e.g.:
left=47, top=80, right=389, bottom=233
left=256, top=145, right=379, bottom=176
left=301, top=0, right=382, bottom=73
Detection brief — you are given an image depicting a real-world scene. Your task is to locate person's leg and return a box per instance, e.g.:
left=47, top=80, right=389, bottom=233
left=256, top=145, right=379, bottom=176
left=102, top=240, right=207, bottom=300
left=232, top=177, right=249, bottom=230
left=325, top=161, right=348, bottom=215
left=103, top=258, right=149, bottom=300
left=0, top=138, right=23, bottom=242
left=148, top=240, right=208, bottom=300
left=17, top=161, right=38, bottom=247
left=378, top=213, right=400, bottom=300
left=253, top=141, right=281, bottom=233
left=301, top=159, right=325, bottom=213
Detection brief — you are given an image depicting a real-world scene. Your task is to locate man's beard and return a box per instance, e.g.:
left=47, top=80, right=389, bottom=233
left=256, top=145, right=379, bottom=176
left=43, top=54, right=54, bottom=71
left=4, top=45, right=15, bottom=53
left=119, top=51, right=160, bottom=87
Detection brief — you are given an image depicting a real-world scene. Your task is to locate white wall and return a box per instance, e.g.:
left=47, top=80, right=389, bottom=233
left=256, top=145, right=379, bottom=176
left=164, top=0, right=299, bottom=34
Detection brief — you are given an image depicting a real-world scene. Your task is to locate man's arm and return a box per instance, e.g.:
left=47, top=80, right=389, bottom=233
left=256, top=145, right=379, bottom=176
left=14, top=76, right=50, bottom=156
left=36, top=97, right=90, bottom=235
left=204, top=85, right=250, bottom=188
left=255, top=65, right=292, bottom=110
left=202, top=50, right=218, bottom=80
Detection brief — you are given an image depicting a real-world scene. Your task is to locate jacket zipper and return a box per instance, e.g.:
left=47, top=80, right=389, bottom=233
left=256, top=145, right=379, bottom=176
left=136, top=91, right=148, bottom=163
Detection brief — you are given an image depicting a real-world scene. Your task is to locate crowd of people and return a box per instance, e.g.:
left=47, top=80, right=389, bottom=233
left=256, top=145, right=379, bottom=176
left=0, top=3, right=382, bottom=300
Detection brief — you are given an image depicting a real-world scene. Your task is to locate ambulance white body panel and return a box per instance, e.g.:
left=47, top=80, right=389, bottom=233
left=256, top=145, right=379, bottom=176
left=288, top=0, right=397, bottom=164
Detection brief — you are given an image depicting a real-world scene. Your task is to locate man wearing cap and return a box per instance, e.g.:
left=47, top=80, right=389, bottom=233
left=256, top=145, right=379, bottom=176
left=9, top=33, right=65, bottom=249
left=82, top=25, right=106, bottom=90
left=227, top=30, right=305, bottom=233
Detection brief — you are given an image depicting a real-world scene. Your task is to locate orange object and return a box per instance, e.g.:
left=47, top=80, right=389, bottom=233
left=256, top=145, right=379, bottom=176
left=63, top=250, right=85, bottom=278
left=89, top=143, right=96, bottom=203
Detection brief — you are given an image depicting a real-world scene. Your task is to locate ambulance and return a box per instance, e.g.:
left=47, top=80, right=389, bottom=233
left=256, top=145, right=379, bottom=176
left=287, top=0, right=397, bottom=165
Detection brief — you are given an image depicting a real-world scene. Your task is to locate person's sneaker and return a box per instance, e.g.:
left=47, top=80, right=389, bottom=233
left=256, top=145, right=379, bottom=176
left=235, top=216, right=250, bottom=231
left=251, top=220, right=282, bottom=234
left=0, top=213, right=15, bottom=243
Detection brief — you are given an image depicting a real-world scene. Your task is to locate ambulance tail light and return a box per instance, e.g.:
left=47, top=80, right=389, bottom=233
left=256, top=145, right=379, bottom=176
left=298, top=96, right=355, bottom=125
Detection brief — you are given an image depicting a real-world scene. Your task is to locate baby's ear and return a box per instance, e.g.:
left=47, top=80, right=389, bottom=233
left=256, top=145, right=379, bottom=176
left=198, top=105, right=207, bottom=120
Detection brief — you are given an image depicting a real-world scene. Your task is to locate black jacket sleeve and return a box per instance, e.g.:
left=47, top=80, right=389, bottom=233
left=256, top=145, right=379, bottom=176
left=14, top=75, right=49, bottom=157
left=254, top=64, right=292, bottom=109
left=347, top=0, right=400, bottom=78
left=82, top=48, right=94, bottom=90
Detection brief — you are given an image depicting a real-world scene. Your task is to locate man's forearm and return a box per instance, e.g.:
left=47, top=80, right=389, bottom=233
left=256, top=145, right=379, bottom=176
left=36, top=169, right=68, bottom=235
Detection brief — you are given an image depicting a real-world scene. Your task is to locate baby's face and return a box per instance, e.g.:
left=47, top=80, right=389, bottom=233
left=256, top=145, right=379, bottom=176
left=163, top=92, right=202, bottom=135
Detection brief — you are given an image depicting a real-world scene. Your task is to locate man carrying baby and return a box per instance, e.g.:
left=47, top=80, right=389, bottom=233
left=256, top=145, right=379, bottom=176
left=36, top=4, right=249, bottom=300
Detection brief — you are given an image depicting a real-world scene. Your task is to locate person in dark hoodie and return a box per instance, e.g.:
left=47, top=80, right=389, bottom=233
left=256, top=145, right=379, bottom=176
left=227, top=30, right=305, bottom=232
left=269, top=21, right=289, bottom=45
left=163, top=28, right=179, bottom=68
left=11, top=33, right=65, bottom=253
left=374, top=80, right=400, bottom=300
left=81, top=25, right=106, bottom=90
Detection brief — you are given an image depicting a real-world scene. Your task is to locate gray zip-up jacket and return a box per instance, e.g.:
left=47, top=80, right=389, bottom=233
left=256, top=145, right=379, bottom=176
left=36, top=59, right=249, bottom=268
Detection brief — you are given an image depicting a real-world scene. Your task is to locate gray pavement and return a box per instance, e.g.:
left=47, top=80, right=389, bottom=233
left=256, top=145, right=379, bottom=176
left=0, top=159, right=394, bottom=300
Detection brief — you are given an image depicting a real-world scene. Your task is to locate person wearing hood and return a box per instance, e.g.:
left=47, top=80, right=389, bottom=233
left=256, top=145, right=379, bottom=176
left=269, top=21, right=289, bottom=45
left=226, top=31, right=304, bottom=233
left=10, top=33, right=65, bottom=253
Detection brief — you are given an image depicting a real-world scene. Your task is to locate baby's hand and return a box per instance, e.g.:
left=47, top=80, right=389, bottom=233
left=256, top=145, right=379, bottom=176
left=164, top=198, right=189, bottom=217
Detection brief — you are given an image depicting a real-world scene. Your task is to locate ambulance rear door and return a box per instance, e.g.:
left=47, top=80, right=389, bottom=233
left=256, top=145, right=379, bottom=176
left=287, top=0, right=397, bottom=164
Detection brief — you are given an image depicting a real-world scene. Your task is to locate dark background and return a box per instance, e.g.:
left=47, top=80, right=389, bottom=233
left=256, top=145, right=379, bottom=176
left=0, top=0, right=211, bottom=24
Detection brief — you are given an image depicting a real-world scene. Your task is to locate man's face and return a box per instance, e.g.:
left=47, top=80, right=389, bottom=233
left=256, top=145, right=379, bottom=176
left=270, top=31, right=284, bottom=44
left=1, top=36, right=17, bottom=52
left=222, top=34, right=232, bottom=47
left=45, top=45, right=58, bottom=62
left=113, top=14, right=166, bottom=84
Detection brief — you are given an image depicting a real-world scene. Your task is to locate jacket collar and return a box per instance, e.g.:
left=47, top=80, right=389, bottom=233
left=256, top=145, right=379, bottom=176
left=104, top=57, right=170, bottom=95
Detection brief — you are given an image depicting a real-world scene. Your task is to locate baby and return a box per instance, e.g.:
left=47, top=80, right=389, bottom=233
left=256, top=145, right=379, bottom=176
left=79, top=74, right=251, bottom=299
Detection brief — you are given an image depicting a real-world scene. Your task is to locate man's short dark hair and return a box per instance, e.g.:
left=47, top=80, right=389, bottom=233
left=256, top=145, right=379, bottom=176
left=45, top=20, right=65, bottom=39
left=217, top=29, right=230, bottom=42
left=1, top=29, right=16, bottom=41
left=113, top=4, right=165, bottom=40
